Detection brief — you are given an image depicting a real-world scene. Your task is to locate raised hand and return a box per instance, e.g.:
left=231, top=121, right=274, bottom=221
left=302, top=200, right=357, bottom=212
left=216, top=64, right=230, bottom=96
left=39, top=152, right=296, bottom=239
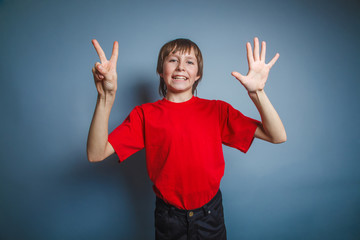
left=231, top=37, right=279, bottom=93
left=91, top=39, right=119, bottom=96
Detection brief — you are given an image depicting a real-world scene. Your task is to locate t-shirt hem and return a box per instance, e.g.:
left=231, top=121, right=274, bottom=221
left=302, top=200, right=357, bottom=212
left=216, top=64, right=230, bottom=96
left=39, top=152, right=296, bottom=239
left=242, top=120, right=260, bottom=153
left=224, top=119, right=259, bottom=153
left=108, top=138, right=126, bottom=163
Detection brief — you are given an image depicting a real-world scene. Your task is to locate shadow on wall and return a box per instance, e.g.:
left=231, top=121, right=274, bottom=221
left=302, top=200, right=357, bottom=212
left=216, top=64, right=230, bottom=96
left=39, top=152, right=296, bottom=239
left=66, top=79, right=158, bottom=240
left=92, top=78, right=158, bottom=239
left=1, top=77, right=160, bottom=240
left=60, top=150, right=154, bottom=240
left=120, top=76, right=160, bottom=111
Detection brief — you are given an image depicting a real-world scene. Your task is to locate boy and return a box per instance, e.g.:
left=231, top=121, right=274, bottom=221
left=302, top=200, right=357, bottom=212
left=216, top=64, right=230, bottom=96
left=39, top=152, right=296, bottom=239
left=87, top=38, right=286, bottom=240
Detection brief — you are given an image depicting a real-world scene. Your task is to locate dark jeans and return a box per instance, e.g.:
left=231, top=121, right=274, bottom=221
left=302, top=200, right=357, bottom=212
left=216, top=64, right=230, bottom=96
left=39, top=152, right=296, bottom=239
left=155, top=190, right=227, bottom=240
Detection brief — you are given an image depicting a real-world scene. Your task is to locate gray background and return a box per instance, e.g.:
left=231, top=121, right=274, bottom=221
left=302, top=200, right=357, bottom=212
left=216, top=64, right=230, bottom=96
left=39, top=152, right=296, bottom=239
left=1, top=0, right=359, bottom=239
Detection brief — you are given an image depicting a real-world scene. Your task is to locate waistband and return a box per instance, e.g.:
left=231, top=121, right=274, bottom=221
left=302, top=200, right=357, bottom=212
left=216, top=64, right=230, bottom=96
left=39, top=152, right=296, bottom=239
left=155, top=190, right=222, bottom=217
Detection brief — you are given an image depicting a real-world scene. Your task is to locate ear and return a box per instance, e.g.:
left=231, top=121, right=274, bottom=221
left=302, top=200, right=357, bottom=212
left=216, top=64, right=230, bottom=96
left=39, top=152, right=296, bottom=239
left=195, top=75, right=201, bottom=81
left=160, top=73, right=163, bottom=78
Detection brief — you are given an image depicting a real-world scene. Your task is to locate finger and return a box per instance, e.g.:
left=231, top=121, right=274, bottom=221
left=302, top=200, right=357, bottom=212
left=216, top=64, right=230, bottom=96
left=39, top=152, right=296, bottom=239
left=94, top=62, right=106, bottom=75
left=246, top=42, right=254, bottom=65
left=231, top=71, right=246, bottom=85
left=93, top=63, right=106, bottom=79
left=267, top=53, right=280, bottom=69
left=92, top=67, right=104, bottom=80
left=260, top=41, right=266, bottom=62
left=92, top=39, right=107, bottom=64
left=110, top=41, right=119, bottom=65
left=92, top=67, right=99, bottom=79
left=253, top=37, right=260, bottom=61
left=96, top=70, right=105, bottom=79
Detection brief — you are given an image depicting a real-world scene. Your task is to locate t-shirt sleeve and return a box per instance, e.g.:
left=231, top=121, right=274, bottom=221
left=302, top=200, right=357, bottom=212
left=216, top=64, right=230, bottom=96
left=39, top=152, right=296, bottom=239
left=108, top=106, right=145, bottom=162
left=218, top=100, right=260, bottom=153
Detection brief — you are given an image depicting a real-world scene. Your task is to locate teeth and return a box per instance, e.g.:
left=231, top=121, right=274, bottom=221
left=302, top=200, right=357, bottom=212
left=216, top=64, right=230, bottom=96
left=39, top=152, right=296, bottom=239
left=173, top=76, right=187, bottom=80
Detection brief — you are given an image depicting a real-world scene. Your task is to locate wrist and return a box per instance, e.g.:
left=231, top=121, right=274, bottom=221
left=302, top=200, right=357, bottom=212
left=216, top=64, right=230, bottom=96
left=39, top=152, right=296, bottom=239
left=248, top=89, right=264, bottom=98
left=97, top=92, right=116, bottom=105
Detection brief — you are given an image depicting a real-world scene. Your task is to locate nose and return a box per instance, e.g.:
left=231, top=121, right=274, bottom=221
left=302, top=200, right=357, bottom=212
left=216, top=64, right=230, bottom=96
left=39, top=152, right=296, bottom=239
left=177, top=60, right=185, bottom=71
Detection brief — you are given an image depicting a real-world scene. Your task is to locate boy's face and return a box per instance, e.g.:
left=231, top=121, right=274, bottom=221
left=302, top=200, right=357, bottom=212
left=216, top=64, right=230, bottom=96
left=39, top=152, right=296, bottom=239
left=160, top=48, right=200, bottom=95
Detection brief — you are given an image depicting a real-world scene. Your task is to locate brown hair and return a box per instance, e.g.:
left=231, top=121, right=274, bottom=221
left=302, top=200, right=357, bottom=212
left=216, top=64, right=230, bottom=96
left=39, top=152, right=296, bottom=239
left=156, top=38, right=203, bottom=97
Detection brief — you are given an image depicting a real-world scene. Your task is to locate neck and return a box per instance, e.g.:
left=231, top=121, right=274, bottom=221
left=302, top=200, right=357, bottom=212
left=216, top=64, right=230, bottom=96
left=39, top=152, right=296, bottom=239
left=165, top=92, right=194, bottom=103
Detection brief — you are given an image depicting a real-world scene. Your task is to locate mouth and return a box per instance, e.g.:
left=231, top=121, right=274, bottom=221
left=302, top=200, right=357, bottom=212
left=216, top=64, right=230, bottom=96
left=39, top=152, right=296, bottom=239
left=172, top=75, right=188, bottom=81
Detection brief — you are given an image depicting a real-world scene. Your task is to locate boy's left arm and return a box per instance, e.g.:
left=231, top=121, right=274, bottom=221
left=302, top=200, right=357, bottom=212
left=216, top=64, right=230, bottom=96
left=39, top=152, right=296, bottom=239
left=232, top=37, right=287, bottom=144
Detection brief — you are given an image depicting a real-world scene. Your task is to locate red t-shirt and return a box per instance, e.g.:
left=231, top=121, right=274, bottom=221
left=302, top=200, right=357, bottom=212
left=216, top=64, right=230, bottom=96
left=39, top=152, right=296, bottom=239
left=108, top=96, right=260, bottom=210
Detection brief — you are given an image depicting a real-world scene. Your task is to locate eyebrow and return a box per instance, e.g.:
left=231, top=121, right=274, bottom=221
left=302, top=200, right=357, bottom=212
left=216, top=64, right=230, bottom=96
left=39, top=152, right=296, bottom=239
left=167, top=54, right=196, bottom=60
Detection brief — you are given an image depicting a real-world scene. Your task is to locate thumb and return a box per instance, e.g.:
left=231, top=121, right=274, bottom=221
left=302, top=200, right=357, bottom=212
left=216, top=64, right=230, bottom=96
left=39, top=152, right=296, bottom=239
left=231, top=71, right=245, bottom=84
left=95, top=62, right=106, bottom=75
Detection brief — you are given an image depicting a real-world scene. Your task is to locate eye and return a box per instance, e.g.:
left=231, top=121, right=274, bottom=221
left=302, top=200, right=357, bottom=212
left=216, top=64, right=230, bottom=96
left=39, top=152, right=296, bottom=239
left=187, top=61, right=195, bottom=65
left=169, top=59, right=177, bottom=62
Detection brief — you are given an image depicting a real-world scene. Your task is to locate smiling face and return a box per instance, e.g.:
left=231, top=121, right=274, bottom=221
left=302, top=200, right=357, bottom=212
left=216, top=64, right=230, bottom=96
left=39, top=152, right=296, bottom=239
left=157, top=39, right=203, bottom=97
left=160, top=48, right=200, bottom=96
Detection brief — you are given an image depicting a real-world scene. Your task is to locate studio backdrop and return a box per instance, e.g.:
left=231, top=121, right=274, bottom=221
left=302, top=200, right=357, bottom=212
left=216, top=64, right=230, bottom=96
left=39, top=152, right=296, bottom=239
left=0, top=0, right=359, bottom=239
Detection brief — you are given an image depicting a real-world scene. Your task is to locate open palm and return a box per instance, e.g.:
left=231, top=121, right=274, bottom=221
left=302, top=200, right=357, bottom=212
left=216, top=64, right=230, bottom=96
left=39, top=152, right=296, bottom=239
left=91, top=39, right=119, bottom=96
left=232, top=37, right=279, bottom=93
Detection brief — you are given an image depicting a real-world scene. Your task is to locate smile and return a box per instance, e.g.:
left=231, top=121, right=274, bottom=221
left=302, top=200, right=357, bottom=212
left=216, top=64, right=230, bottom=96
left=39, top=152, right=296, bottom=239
left=172, top=76, right=188, bottom=80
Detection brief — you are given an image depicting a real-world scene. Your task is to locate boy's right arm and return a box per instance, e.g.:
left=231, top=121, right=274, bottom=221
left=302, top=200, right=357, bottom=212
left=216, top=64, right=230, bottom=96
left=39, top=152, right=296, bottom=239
left=87, top=94, right=115, bottom=162
left=87, top=39, right=119, bottom=162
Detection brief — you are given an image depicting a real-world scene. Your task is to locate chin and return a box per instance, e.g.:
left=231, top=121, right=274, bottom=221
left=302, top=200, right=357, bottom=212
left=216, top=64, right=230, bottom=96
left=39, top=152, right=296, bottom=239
left=169, top=86, right=192, bottom=93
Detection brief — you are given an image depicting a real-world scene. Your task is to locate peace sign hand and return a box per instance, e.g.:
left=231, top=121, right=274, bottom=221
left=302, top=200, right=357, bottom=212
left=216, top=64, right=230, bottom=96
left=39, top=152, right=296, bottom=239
left=231, top=37, right=279, bottom=93
left=91, top=39, right=119, bottom=96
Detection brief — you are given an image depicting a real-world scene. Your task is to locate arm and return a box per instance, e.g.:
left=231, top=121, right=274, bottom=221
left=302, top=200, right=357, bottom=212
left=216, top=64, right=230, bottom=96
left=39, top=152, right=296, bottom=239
left=249, top=90, right=286, bottom=143
left=232, top=37, right=286, bottom=144
left=87, top=39, right=119, bottom=162
left=87, top=95, right=116, bottom=162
